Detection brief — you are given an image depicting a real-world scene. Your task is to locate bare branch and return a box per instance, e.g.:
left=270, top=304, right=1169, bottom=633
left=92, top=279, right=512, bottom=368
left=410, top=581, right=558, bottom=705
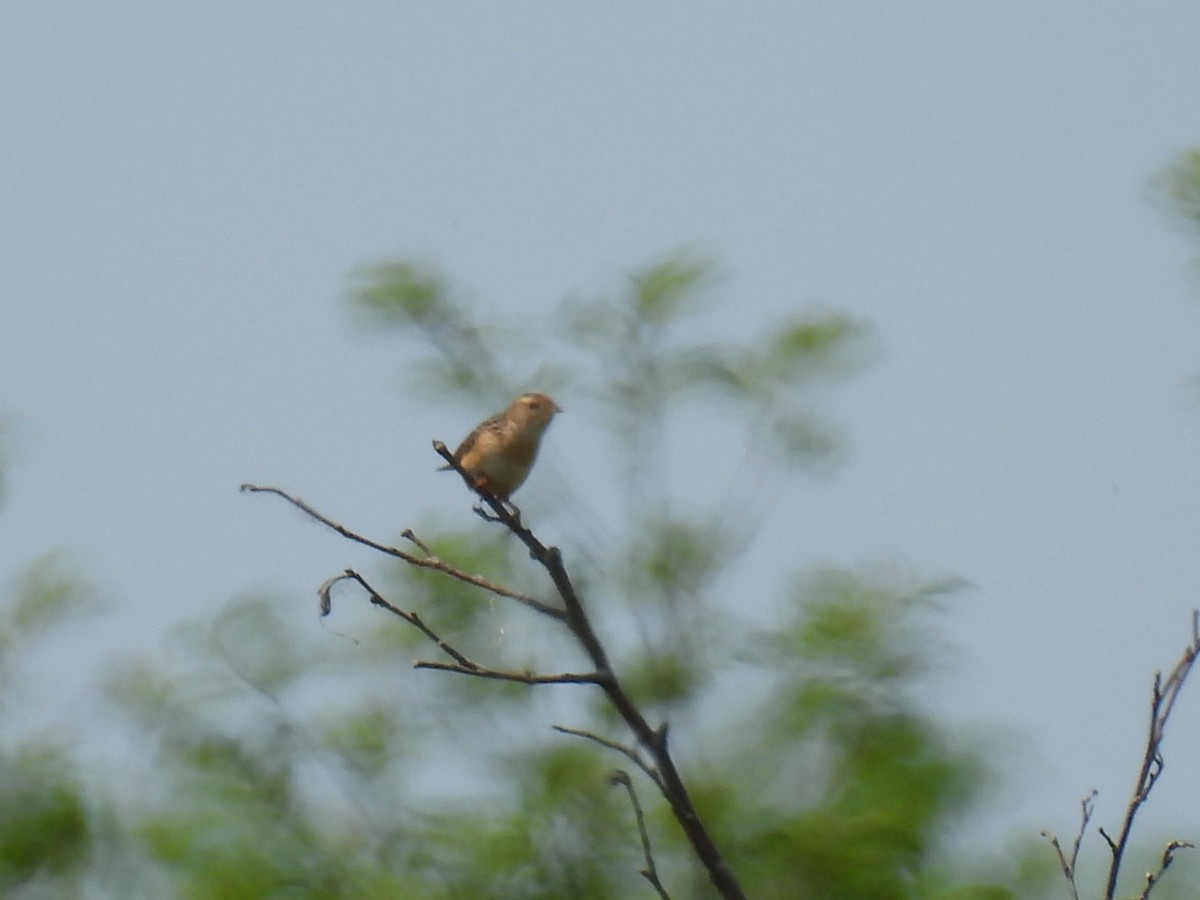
left=1100, top=611, right=1200, bottom=900
left=611, top=770, right=672, bottom=900
left=251, top=463, right=748, bottom=900
left=413, top=661, right=603, bottom=685
left=400, top=528, right=433, bottom=557
left=1134, top=840, right=1196, bottom=900
left=321, top=569, right=478, bottom=669
left=553, top=725, right=665, bottom=793
left=1041, top=789, right=1096, bottom=900
left=323, top=570, right=601, bottom=687
left=242, top=483, right=565, bottom=620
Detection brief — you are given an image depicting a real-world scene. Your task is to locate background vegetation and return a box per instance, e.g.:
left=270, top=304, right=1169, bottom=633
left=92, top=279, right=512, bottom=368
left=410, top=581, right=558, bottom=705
left=3, top=148, right=1200, bottom=898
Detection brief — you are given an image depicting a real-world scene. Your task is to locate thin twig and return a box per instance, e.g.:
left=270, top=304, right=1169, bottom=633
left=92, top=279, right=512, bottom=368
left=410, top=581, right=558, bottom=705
left=400, top=528, right=433, bottom=557
left=1134, top=840, right=1195, bottom=900
left=611, top=770, right=672, bottom=900
left=413, top=661, right=603, bottom=684
left=242, top=483, right=565, bottom=620
left=1041, top=789, right=1096, bottom=900
left=553, top=725, right=665, bottom=793
left=321, top=570, right=477, bottom=669
left=1101, top=611, right=1200, bottom=900
left=322, top=570, right=600, bottom=686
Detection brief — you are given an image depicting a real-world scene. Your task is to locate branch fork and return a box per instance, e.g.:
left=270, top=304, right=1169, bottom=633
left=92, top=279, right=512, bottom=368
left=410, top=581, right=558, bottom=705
left=1044, top=611, right=1200, bottom=900
left=243, top=443, right=748, bottom=900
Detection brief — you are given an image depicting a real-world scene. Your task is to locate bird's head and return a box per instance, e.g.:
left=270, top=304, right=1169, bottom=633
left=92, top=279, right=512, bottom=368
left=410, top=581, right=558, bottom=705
left=508, top=392, right=561, bottom=433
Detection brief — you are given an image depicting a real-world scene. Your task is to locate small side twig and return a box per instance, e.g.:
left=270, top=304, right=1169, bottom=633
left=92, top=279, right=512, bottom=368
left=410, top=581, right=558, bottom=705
left=1041, top=789, right=1096, bottom=900
left=552, top=725, right=665, bottom=793
left=320, top=570, right=600, bottom=686
left=321, top=570, right=477, bottom=669
left=1134, top=840, right=1196, bottom=900
left=400, top=528, right=433, bottom=557
left=1046, top=613, right=1199, bottom=900
left=242, top=483, right=565, bottom=620
left=1096, top=610, right=1199, bottom=900
left=611, top=770, right=672, bottom=900
left=415, top=660, right=603, bottom=685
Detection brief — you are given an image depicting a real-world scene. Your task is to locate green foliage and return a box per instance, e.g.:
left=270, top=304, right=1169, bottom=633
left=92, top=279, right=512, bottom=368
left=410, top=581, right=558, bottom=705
left=352, top=261, right=449, bottom=326
left=104, top=598, right=421, bottom=898
left=0, top=552, right=94, bottom=659
left=320, top=704, right=401, bottom=778
left=556, top=253, right=870, bottom=473
left=414, top=746, right=642, bottom=900
left=0, top=253, right=1019, bottom=898
left=675, top=571, right=1034, bottom=900
left=341, top=256, right=1043, bottom=897
left=618, top=650, right=699, bottom=708
left=0, top=746, right=88, bottom=892
left=349, top=261, right=540, bottom=403
left=131, top=732, right=412, bottom=900
left=633, top=517, right=724, bottom=599
left=0, top=551, right=95, bottom=893
left=630, top=254, right=715, bottom=325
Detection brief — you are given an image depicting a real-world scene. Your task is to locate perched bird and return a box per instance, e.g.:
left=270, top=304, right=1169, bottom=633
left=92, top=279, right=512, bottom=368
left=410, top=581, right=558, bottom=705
left=441, top=392, right=561, bottom=500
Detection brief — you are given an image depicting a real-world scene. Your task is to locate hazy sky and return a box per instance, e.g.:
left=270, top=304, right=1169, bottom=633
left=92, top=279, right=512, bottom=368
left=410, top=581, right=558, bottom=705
left=3, top=3, right=1200, bottom=854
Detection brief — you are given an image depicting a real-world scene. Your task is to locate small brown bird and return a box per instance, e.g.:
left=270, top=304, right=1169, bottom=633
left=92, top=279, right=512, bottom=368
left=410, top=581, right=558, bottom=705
left=441, top=392, right=561, bottom=500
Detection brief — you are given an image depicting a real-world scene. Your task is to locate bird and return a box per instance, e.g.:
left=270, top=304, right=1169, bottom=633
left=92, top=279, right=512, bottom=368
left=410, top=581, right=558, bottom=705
left=440, top=392, right=561, bottom=501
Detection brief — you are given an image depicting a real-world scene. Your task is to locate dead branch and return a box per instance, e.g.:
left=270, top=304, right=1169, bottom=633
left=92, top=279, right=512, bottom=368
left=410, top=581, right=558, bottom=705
left=1101, top=611, right=1199, bottom=900
left=1133, top=840, right=1196, bottom=900
left=552, top=724, right=665, bottom=793
left=611, top=770, right=672, bottom=900
left=1041, top=789, right=1096, bottom=900
left=1045, top=613, right=1199, bottom=900
left=321, top=569, right=600, bottom=686
left=413, top=660, right=603, bottom=685
left=242, top=483, right=565, bottom=620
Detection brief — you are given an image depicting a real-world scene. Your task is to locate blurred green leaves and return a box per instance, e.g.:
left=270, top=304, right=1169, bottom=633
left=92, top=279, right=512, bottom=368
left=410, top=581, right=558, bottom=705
left=704, top=570, right=1023, bottom=900
left=102, top=597, right=423, bottom=898
left=415, top=745, right=640, bottom=900
left=558, top=253, right=871, bottom=473
left=352, top=261, right=449, bottom=326
left=0, top=747, right=88, bottom=892
left=337, top=252, right=1042, bottom=898
left=0, top=552, right=94, bottom=655
left=0, top=552, right=94, bottom=895
left=351, top=251, right=870, bottom=474
left=0, top=250, right=1095, bottom=898
left=350, top=261, right=512, bottom=400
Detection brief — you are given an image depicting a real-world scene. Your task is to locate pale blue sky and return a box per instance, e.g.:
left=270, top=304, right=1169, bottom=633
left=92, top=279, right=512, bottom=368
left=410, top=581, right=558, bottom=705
left=3, top=3, right=1200, bottom=855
